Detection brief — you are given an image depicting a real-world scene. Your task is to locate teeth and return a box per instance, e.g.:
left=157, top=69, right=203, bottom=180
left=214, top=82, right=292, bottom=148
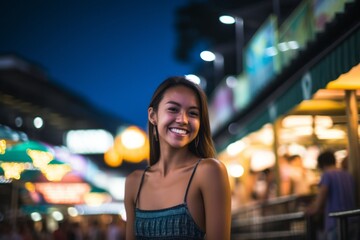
left=170, top=128, right=187, bottom=134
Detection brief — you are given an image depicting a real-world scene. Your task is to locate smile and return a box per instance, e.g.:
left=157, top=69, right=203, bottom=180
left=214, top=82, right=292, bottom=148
left=169, top=127, right=189, bottom=135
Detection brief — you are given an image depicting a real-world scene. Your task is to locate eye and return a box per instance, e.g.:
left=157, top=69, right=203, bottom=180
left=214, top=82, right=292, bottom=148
left=167, top=107, right=179, bottom=113
left=189, top=110, right=200, bottom=117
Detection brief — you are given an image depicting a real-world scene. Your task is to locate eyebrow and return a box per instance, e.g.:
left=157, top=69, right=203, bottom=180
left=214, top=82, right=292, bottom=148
left=165, top=101, right=199, bottom=110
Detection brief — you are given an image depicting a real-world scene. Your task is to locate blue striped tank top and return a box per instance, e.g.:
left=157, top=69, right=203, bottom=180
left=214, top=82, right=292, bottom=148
left=134, top=159, right=205, bottom=239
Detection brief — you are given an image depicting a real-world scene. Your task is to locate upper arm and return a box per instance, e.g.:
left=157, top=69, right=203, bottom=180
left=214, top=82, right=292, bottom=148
left=199, top=159, right=231, bottom=240
left=306, top=184, right=328, bottom=215
left=124, top=171, right=142, bottom=240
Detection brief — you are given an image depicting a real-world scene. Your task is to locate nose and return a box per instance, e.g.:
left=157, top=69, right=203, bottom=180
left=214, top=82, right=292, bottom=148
left=176, top=111, right=188, bottom=124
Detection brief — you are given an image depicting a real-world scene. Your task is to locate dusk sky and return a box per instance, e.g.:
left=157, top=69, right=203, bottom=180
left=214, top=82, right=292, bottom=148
left=0, top=0, right=197, bottom=130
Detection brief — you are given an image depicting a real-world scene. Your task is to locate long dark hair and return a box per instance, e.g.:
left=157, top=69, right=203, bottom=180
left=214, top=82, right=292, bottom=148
left=147, top=76, right=216, bottom=166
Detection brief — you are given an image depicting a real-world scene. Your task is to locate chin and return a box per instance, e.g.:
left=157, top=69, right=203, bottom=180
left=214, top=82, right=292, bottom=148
left=169, top=141, right=189, bottom=149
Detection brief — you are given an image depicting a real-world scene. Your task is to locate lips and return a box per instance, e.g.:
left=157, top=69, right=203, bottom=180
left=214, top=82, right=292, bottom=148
left=169, top=127, right=189, bottom=135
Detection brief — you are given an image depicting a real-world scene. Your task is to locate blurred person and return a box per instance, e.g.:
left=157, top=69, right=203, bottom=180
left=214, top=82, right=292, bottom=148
left=39, top=219, right=52, bottom=240
left=279, top=153, right=291, bottom=195
left=281, top=154, right=312, bottom=195
left=124, top=76, right=231, bottom=239
left=0, top=221, right=6, bottom=240
left=341, top=156, right=349, bottom=170
left=106, top=216, right=124, bottom=240
left=306, top=150, right=359, bottom=240
left=18, top=217, right=38, bottom=240
left=53, top=220, right=69, bottom=240
left=87, top=219, right=104, bottom=240
left=230, top=177, right=253, bottom=209
left=245, top=170, right=259, bottom=204
left=251, top=169, right=274, bottom=202
left=68, top=222, right=83, bottom=240
left=0, top=220, right=22, bottom=240
left=261, top=168, right=277, bottom=201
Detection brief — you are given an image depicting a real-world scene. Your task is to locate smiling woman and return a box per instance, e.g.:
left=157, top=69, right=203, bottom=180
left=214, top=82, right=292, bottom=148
left=124, top=76, right=231, bottom=240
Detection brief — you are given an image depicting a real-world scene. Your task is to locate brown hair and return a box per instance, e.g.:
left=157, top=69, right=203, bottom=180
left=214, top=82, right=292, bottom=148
left=147, top=76, right=216, bottom=165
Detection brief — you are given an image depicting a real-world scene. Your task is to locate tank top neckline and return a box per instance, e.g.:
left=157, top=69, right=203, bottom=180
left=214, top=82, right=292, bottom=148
left=135, top=202, right=186, bottom=213
left=135, top=158, right=202, bottom=210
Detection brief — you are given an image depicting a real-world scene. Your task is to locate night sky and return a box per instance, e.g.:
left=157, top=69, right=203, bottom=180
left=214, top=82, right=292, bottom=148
left=0, top=0, right=195, bottom=130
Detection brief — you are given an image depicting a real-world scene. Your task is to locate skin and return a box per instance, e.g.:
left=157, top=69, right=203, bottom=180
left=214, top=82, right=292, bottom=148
left=280, top=156, right=307, bottom=195
left=124, top=85, right=231, bottom=240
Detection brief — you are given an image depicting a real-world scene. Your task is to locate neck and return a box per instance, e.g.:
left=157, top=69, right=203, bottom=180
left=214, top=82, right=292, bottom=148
left=323, top=165, right=337, bottom=171
left=155, top=145, right=196, bottom=176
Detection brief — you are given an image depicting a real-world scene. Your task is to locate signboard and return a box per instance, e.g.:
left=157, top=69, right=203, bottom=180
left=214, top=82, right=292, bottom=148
left=279, top=0, right=314, bottom=70
left=244, top=15, right=279, bottom=97
left=34, top=182, right=91, bottom=204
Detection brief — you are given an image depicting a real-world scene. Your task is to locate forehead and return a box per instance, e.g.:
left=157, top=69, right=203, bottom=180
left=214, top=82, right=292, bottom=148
left=161, top=85, right=199, bottom=106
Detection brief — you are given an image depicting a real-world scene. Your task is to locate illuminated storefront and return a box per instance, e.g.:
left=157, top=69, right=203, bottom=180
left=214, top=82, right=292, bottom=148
left=209, top=0, right=359, bottom=207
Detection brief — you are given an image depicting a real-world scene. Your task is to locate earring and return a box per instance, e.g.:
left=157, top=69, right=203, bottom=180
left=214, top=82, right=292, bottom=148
left=153, top=125, right=158, bottom=141
left=195, top=136, right=199, bottom=148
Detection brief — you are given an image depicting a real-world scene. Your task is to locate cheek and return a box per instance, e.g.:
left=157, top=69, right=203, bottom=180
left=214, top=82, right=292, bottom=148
left=192, top=119, right=201, bottom=133
left=157, top=114, right=173, bottom=128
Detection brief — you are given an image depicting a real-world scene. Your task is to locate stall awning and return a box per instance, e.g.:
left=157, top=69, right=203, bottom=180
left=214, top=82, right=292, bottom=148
left=327, top=63, right=360, bottom=90
left=217, top=24, right=360, bottom=152
left=275, top=25, right=360, bottom=119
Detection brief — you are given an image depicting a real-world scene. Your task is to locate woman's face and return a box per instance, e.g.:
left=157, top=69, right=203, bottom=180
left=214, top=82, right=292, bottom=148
left=150, top=85, right=200, bottom=149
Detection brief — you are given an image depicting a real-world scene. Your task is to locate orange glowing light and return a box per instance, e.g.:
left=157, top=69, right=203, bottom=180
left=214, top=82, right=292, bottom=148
left=104, top=146, right=123, bottom=167
left=113, top=126, right=149, bottom=163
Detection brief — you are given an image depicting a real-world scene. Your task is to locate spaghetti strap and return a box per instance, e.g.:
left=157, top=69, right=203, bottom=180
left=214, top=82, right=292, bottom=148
left=184, top=159, right=202, bottom=203
left=135, top=166, right=150, bottom=207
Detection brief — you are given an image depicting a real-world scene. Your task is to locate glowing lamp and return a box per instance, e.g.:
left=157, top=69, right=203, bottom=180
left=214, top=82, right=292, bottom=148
left=282, top=115, right=333, bottom=128
left=226, top=140, right=246, bottom=156
left=84, top=185, right=111, bottom=206
left=0, top=162, right=26, bottom=179
left=114, top=126, right=149, bottom=163
left=227, top=163, right=245, bottom=178
left=25, top=182, right=36, bottom=192
left=41, top=163, right=72, bottom=181
left=27, top=149, right=54, bottom=169
left=120, top=126, right=146, bottom=149
left=0, top=140, right=6, bottom=154
left=35, top=182, right=91, bottom=204
left=250, top=150, right=275, bottom=172
left=104, top=146, right=123, bottom=167
left=30, top=212, right=42, bottom=222
left=84, top=192, right=112, bottom=206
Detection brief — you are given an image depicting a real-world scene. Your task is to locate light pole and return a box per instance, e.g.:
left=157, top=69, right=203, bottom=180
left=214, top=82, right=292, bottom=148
left=219, top=15, right=244, bottom=74
left=200, top=50, right=224, bottom=84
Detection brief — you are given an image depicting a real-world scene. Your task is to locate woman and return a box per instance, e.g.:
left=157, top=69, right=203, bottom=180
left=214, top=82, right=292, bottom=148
left=124, top=76, right=231, bottom=239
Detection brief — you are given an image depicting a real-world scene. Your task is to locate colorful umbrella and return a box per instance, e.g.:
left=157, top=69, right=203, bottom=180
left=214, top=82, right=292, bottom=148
left=0, top=140, right=72, bottom=181
left=0, top=144, right=32, bottom=179
left=41, top=159, right=72, bottom=181
left=8, top=140, right=54, bottom=169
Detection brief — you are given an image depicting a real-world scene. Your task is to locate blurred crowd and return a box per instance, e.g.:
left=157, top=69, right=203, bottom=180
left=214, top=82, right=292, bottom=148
left=0, top=215, right=126, bottom=240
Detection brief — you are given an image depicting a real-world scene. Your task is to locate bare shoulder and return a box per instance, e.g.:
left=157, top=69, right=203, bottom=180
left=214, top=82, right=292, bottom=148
left=195, top=158, right=230, bottom=200
left=197, top=158, right=228, bottom=177
left=126, top=169, right=145, bottom=187
left=125, top=168, right=148, bottom=209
